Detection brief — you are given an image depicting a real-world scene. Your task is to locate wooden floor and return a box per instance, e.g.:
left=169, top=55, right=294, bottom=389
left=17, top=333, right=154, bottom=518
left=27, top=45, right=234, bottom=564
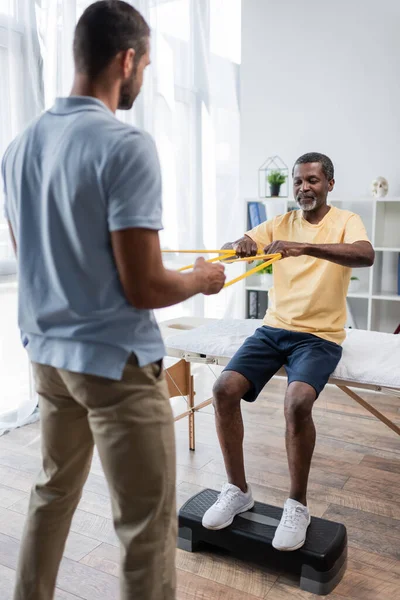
left=0, top=375, right=399, bottom=599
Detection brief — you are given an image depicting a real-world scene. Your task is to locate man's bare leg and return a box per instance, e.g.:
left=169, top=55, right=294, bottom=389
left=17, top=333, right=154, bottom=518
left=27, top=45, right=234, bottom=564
left=212, top=371, right=252, bottom=493
left=284, top=381, right=317, bottom=506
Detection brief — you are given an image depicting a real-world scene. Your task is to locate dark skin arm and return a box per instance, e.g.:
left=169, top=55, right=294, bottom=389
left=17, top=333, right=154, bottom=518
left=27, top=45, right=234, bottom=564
left=263, top=240, right=375, bottom=268
left=111, top=228, right=226, bottom=309
left=221, top=235, right=257, bottom=258
left=8, top=222, right=226, bottom=309
left=221, top=235, right=374, bottom=268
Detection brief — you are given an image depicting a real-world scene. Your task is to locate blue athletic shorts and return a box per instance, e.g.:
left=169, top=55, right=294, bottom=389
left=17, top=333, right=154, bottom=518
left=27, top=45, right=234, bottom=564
left=223, top=325, right=343, bottom=401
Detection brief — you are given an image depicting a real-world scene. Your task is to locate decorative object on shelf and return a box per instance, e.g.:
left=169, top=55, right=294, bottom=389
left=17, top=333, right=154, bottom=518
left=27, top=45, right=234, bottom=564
left=348, top=276, right=360, bottom=293
left=371, top=176, right=389, bottom=198
left=267, top=170, right=287, bottom=197
left=255, top=260, right=273, bottom=289
left=258, top=155, right=289, bottom=199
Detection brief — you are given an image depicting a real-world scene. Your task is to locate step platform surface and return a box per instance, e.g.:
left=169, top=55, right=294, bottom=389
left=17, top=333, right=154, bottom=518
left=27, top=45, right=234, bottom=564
left=178, top=489, right=347, bottom=596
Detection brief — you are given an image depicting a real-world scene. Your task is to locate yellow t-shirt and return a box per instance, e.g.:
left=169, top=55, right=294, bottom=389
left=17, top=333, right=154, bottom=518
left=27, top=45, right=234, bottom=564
left=246, top=206, right=370, bottom=345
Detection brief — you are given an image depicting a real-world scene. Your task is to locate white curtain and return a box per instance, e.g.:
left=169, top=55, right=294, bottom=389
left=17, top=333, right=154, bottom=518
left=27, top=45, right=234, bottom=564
left=0, top=0, right=242, bottom=433
left=146, top=0, right=244, bottom=323
left=0, top=0, right=43, bottom=434
left=37, top=0, right=243, bottom=320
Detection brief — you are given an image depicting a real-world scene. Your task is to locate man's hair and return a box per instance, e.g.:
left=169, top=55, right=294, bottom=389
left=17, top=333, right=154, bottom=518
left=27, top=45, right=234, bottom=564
left=73, top=1, right=150, bottom=79
left=292, top=152, right=334, bottom=181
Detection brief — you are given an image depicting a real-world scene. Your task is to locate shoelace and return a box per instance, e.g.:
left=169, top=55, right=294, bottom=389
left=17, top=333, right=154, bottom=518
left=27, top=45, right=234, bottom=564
left=282, top=505, right=305, bottom=529
left=214, top=485, right=240, bottom=509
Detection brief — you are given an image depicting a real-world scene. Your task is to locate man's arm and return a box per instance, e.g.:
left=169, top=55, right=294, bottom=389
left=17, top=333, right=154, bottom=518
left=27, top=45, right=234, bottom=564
left=221, top=235, right=258, bottom=258
left=303, top=241, right=374, bottom=267
left=222, top=219, right=274, bottom=258
left=263, top=240, right=375, bottom=268
left=8, top=218, right=225, bottom=308
left=111, top=228, right=225, bottom=309
left=107, top=131, right=225, bottom=309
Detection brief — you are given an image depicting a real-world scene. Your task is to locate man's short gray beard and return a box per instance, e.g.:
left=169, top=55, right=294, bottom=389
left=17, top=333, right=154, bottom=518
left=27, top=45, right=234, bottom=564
left=296, top=199, right=318, bottom=212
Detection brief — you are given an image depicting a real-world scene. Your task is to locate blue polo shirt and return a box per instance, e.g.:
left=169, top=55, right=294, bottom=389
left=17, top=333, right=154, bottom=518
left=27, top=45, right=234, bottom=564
left=1, top=97, right=165, bottom=379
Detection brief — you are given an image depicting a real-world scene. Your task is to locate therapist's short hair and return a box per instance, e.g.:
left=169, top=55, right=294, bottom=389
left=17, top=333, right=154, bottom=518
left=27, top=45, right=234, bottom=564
left=73, top=1, right=150, bottom=79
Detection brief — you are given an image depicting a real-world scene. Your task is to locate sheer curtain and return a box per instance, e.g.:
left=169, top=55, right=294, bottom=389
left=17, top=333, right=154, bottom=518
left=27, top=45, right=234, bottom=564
left=147, top=0, right=243, bottom=322
left=0, top=0, right=242, bottom=433
left=38, top=0, right=243, bottom=320
left=0, top=0, right=43, bottom=434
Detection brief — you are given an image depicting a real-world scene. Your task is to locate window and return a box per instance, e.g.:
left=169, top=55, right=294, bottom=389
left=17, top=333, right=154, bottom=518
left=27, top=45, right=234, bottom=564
left=210, top=0, right=241, bottom=64
left=150, top=0, right=241, bottom=320
left=0, top=1, right=25, bottom=257
left=0, top=0, right=15, bottom=17
left=0, top=0, right=38, bottom=431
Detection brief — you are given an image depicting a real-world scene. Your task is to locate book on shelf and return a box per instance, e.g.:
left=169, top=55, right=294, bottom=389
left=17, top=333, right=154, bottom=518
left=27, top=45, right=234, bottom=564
left=246, top=290, right=268, bottom=320
left=247, top=290, right=258, bottom=319
left=248, top=201, right=267, bottom=229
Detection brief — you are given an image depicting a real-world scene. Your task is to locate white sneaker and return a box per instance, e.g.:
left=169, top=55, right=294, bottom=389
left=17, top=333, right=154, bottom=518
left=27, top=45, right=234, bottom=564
left=272, top=498, right=311, bottom=551
left=202, top=483, right=254, bottom=530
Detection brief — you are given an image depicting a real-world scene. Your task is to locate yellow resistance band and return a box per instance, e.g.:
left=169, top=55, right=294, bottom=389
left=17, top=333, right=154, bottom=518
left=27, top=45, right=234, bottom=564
left=162, top=249, right=236, bottom=254
left=223, top=253, right=281, bottom=263
left=161, top=249, right=282, bottom=288
left=223, top=254, right=281, bottom=288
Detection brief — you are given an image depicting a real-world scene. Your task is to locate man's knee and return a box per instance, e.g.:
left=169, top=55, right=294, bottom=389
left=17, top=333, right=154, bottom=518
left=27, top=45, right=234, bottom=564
left=284, top=383, right=316, bottom=425
left=212, top=372, right=244, bottom=414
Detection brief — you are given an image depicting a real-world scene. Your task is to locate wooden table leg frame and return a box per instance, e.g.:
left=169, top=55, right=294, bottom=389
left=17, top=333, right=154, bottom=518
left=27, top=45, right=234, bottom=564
left=165, top=359, right=196, bottom=451
left=166, top=358, right=400, bottom=451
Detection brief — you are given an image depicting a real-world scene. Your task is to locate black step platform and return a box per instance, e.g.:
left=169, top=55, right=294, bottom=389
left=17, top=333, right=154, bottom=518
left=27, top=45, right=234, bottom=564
left=178, top=489, right=347, bottom=596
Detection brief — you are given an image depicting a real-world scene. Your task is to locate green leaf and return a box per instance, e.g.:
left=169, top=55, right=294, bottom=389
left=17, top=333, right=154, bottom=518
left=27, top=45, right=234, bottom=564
left=254, top=260, right=273, bottom=275
left=267, top=170, right=287, bottom=185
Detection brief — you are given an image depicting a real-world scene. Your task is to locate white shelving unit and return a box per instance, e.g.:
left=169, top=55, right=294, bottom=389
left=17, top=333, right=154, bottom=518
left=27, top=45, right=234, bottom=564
left=245, top=197, right=400, bottom=333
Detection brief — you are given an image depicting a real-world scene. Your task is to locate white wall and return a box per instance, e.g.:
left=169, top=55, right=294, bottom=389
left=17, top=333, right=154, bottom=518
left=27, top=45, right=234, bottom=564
left=240, top=0, right=400, bottom=199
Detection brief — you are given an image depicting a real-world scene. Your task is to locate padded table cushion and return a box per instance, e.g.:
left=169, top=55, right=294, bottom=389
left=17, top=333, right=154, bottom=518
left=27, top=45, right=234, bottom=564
left=164, top=319, right=400, bottom=389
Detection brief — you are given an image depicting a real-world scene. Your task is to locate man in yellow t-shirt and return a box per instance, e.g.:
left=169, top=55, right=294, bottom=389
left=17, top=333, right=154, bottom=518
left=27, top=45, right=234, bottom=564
left=202, top=152, right=374, bottom=551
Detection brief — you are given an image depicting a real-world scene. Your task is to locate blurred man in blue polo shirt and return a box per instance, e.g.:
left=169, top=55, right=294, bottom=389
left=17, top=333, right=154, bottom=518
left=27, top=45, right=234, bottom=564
left=1, top=2, right=225, bottom=599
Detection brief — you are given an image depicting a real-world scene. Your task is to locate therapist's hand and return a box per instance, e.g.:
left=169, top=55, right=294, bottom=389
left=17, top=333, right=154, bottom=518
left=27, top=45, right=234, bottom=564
left=193, top=258, right=226, bottom=295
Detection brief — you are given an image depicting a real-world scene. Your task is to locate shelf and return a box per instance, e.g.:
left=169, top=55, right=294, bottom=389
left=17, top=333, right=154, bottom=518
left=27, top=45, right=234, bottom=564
left=270, top=197, right=400, bottom=205
left=347, top=292, right=369, bottom=299
left=374, top=247, right=400, bottom=252
left=330, top=197, right=400, bottom=203
left=246, top=288, right=372, bottom=298
left=245, top=284, right=271, bottom=292
left=372, top=293, right=400, bottom=302
left=375, top=197, right=400, bottom=203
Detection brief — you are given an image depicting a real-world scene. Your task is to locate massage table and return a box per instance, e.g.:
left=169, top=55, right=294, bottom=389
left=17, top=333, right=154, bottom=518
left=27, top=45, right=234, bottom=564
left=160, top=317, right=400, bottom=450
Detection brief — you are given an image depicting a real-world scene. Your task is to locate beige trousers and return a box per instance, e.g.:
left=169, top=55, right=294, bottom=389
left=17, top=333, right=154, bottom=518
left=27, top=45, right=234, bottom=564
left=13, top=356, right=176, bottom=600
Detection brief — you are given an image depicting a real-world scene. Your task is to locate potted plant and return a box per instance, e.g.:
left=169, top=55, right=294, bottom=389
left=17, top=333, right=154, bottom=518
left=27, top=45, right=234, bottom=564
left=267, top=170, right=287, bottom=197
left=256, top=260, right=273, bottom=289
left=348, top=276, right=360, bottom=293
